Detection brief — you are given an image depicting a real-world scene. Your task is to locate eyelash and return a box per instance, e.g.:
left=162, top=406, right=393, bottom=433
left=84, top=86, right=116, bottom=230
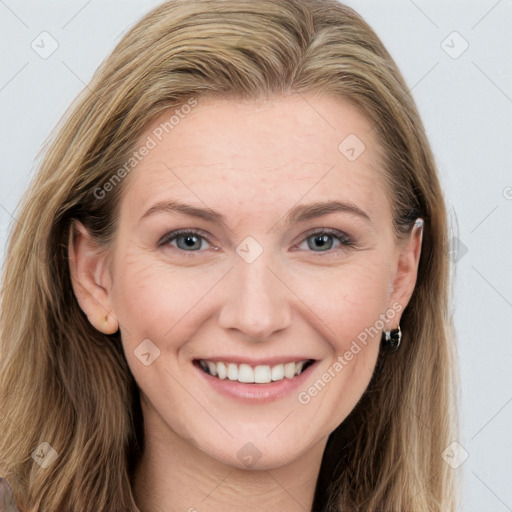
left=158, top=228, right=356, bottom=256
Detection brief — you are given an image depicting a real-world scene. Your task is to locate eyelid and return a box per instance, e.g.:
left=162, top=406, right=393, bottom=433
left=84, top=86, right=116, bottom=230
left=300, top=227, right=353, bottom=243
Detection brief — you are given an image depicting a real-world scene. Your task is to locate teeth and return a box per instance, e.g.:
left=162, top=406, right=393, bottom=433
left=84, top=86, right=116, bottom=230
left=238, top=364, right=254, bottom=383
left=271, top=364, right=284, bottom=381
left=227, top=363, right=238, bottom=381
left=216, top=362, right=227, bottom=379
left=284, top=362, right=295, bottom=379
left=206, top=361, right=217, bottom=377
left=198, top=359, right=311, bottom=383
left=254, top=365, right=271, bottom=383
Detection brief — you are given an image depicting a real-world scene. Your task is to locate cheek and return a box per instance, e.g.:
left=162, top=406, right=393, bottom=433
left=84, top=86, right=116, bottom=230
left=111, top=249, right=223, bottom=348
left=290, top=259, right=391, bottom=350
left=290, top=262, right=389, bottom=422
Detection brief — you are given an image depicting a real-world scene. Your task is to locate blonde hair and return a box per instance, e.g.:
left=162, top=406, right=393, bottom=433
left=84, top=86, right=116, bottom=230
left=0, top=0, right=461, bottom=510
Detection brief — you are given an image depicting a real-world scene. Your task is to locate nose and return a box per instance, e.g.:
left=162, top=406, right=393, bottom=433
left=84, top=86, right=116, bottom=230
left=218, top=254, right=292, bottom=342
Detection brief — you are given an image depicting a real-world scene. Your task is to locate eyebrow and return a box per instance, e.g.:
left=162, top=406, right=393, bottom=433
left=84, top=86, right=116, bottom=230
left=139, top=199, right=372, bottom=230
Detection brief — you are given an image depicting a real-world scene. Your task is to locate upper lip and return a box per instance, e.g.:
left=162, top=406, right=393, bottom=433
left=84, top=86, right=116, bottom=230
left=194, top=356, right=316, bottom=366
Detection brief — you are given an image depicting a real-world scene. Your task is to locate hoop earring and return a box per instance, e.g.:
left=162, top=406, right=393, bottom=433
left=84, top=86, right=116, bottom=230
left=381, top=324, right=401, bottom=351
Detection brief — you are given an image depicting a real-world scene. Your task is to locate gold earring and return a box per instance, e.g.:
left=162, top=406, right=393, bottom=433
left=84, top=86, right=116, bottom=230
left=102, top=312, right=119, bottom=334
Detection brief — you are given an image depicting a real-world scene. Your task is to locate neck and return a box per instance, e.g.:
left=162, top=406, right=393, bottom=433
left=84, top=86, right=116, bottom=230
left=132, top=400, right=328, bottom=512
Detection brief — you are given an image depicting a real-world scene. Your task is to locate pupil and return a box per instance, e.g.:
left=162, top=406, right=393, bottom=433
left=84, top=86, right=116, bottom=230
left=179, top=235, right=200, bottom=250
left=310, top=234, right=332, bottom=251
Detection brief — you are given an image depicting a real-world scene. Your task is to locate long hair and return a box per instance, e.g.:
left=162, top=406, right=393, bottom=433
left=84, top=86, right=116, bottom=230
left=0, top=0, right=461, bottom=510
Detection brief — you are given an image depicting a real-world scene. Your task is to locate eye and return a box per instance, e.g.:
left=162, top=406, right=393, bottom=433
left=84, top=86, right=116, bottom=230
left=296, top=228, right=355, bottom=254
left=158, top=228, right=355, bottom=256
left=158, top=229, right=213, bottom=253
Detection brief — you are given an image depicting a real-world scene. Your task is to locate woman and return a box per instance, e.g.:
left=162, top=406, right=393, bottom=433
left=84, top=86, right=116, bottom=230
left=0, top=0, right=461, bottom=510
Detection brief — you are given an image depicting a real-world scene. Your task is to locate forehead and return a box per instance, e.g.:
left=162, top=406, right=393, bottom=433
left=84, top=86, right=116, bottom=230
left=121, top=93, right=389, bottom=227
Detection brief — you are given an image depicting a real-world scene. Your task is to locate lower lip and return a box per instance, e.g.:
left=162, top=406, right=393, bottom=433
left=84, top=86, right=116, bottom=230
left=193, top=361, right=318, bottom=403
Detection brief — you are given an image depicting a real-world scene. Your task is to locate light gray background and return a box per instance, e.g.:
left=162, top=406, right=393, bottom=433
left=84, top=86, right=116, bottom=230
left=1, top=1, right=511, bottom=510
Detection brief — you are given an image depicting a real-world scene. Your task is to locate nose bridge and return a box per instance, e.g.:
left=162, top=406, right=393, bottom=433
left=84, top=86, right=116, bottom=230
left=218, top=247, right=291, bottom=341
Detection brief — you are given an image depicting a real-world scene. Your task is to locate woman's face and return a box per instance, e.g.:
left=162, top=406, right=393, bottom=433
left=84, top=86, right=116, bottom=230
left=77, top=93, right=422, bottom=470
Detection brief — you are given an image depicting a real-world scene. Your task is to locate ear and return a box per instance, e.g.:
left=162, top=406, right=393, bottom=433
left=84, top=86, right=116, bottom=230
left=68, top=220, right=119, bottom=334
left=386, top=218, right=424, bottom=326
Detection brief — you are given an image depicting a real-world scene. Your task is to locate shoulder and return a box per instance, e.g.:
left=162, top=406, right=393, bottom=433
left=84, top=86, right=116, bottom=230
left=0, top=477, right=21, bottom=512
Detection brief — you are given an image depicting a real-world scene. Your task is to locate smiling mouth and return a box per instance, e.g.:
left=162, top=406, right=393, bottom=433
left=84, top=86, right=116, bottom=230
left=194, top=359, right=315, bottom=384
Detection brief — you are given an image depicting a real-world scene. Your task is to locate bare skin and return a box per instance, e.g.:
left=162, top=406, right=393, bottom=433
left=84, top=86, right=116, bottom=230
left=69, top=92, right=423, bottom=512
